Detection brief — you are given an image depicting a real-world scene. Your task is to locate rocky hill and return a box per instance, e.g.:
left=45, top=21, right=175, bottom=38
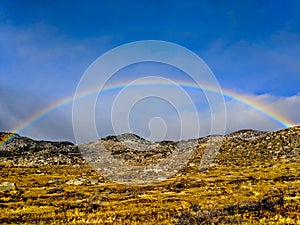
left=0, top=126, right=299, bottom=168
left=225, top=129, right=267, bottom=140
left=0, top=132, right=82, bottom=165
left=0, top=127, right=299, bottom=224
left=216, top=126, right=300, bottom=166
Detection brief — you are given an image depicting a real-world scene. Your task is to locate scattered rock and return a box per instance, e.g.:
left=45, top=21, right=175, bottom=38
left=199, top=168, right=208, bottom=172
left=0, top=182, right=17, bottom=192
left=66, top=178, right=87, bottom=185
left=89, top=178, right=100, bottom=185
left=46, top=188, right=64, bottom=194
left=226, top=129, right=267, bottom=140
left=216, top=126, right=300, bottom=166
left=47, top=179, right=59, bottom=185
left=73, top=164, right=82, bottom=168
left=35, top=170, right=45, bottom=175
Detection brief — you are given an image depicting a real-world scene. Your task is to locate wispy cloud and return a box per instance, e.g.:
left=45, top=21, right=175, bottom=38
left=0, top=22, right=113, bottom=96
left=203, top=30, right=300, bottom=96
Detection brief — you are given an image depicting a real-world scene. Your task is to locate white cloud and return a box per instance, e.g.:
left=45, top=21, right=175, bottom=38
left=1, top=83, right=299, bottom=143
left=224, top=92, right=300, bottom=133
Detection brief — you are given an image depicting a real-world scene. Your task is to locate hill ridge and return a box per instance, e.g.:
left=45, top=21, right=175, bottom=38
left=0, top=126, right=299, bottom=167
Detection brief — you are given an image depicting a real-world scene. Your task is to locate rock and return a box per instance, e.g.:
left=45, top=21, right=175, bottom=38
left=47, top=179, right=59, bottom=184
left=35, top=170, right=45, bottom=175
left=199, top=168, right=208, bottom=172
left=73, top=164, right=81, bottom=168
left=0, top=182, right=17, bottom=192
left=66, top=177, right=86, bottom=185
left=46, top=188, right=63, bottom=194
left=89, top=178, right=100, bottom=185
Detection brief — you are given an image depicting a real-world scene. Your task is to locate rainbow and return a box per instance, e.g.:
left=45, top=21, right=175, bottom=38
left=0, top=79, right=296, bottom=146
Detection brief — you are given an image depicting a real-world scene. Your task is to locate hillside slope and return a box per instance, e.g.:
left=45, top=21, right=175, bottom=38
left=0, top=127, right=299, bottom=224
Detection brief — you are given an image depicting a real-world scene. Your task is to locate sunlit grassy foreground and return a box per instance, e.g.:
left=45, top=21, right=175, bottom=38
left=0, top=157, right=299, bottom=224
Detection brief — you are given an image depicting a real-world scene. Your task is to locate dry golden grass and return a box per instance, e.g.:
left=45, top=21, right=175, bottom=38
left=0, top=156, right=299, bottom=224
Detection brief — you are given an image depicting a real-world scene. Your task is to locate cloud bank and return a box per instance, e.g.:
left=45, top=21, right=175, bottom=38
left=1, top=83, right=299, bottom=143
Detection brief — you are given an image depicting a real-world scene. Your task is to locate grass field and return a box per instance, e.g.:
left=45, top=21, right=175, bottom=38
left=0, top=156, right=299, bottom=224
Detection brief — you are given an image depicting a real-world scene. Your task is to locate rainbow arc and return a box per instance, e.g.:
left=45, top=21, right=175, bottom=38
left=0, top=80, right=296, bottom=146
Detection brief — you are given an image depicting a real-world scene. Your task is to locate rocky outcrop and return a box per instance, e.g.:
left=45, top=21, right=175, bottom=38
left=0, top=135, right=83, bottom=165
left=0, top=126, right=299, bottom=169
left=225, top=129, right=267, bottom=140
left=215, top=126, right=300, bottom=166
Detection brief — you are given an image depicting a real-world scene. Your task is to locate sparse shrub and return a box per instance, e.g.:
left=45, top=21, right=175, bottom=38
left=190, top=203, right=200, bottom=212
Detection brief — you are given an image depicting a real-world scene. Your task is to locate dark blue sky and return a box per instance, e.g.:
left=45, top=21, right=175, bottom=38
left=0, top=0, right=299, bottom=141
left=1, top=0, right=299, bottom=95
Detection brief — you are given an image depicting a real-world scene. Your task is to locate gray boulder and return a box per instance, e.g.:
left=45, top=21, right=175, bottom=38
left=0, top=181, right=17, bottom=192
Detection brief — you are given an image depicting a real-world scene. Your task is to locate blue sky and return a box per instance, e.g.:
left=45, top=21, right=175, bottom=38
left=0, top=0, right=299, bottom=142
